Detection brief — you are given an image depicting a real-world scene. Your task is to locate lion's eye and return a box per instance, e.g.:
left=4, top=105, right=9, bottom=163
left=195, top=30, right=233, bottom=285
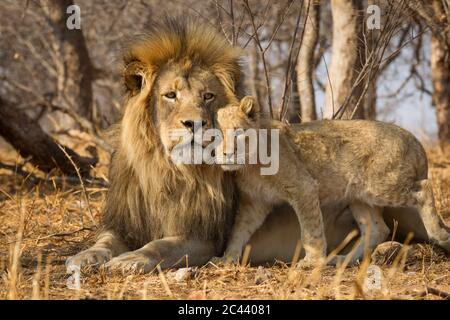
left=164, top=92, right=177, bottom=99
left=203, top=92, right=215, bottom=101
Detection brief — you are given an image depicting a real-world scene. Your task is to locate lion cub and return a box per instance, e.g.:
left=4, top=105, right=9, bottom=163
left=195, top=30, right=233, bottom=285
left=215, top=96, right=327, bottom=266
left=215, top=96, right=450, bottom=266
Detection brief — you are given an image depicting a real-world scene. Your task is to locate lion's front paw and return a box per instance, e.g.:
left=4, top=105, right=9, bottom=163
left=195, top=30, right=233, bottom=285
left=66, top=248, right=112, bottom=272
left=104, top=251, right=158, bottom=274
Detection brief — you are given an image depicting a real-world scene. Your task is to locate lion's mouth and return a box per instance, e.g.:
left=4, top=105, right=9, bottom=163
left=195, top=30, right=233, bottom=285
left=167, top=140, right=207, bottom=152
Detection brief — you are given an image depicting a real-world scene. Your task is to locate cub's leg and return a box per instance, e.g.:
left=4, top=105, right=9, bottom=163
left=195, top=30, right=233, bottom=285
left=340, top=202, right=389, bottom=265
left=218, top=193, right=272, bottom=263
left=66, top=229, right=129, bottom=271
left=410, top=180, right=450, bottom=251
left=287, top=179, right=327, bottom=267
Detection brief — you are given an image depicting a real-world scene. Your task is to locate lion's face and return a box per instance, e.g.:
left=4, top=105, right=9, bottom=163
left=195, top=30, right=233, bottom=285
left=153, top=64, right=229, bottom=156
left=121, top=20, right=243, bottom=169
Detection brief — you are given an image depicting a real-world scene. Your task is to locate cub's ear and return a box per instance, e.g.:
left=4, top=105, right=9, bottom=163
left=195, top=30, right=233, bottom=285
left=123, top=61, right=145, bottom=96
left=240, top=96, right=259, bottom=119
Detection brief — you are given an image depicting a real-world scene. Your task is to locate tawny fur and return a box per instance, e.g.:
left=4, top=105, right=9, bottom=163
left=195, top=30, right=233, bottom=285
left=67, top=18, right=242, bottom=272
left=215, top=97, right=450, bottom=265
left=103, top=86, right=234, bottom=249
left=216, top=97, right=328, bottom=265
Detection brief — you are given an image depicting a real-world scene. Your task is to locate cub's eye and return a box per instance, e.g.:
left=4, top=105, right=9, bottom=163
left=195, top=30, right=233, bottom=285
left=164, top=92, right=177, bottom=99
left=203, top=92, right=215, bottom=101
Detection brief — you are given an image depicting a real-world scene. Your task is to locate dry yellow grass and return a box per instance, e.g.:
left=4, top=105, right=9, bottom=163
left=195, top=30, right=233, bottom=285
left=0, top=141, right=449, bottom=300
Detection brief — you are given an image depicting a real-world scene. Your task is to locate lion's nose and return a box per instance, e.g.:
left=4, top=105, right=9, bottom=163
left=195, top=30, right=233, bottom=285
left=181, top=120, right=207, bottom=130
left=222, top=151, right=235, bottom=163
left=222, top=150, right=235, bottom=158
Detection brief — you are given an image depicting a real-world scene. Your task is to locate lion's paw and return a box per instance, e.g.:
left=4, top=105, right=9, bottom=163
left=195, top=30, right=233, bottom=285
left=66, top=248, right=112, bottom=272
left=104, top=251, right=158, bottom=274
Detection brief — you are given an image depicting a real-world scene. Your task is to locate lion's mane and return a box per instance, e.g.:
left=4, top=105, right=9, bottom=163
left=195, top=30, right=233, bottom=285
left=102, top=18, right=242, bottom=251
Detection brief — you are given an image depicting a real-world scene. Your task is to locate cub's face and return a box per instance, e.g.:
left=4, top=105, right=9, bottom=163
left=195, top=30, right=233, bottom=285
left=216, top=96, right=259, bottom=171
left=152, top=64, right=229, bottom=156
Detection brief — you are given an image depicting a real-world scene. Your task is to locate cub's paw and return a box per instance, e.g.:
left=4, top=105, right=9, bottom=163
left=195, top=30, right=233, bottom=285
left=209, top=255, right=239, bottom=266
left=66, top=248, right=112, bottom=272
left=104, top=251, right=158, bottom=274
left=296, top=256, right=326, bottom=270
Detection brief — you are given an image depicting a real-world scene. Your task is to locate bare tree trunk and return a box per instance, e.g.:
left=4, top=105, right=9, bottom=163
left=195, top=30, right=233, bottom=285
left=431, top=34, right=450, bottom=150
left=325, top=0, right=365, bottom=119
left=364, top=13, right=378, bottom=121
left=40, top=0, right=95, bottom=121
left=0, top=97, right=96, bottom=177
left=296, top=0, right=320, bottom=122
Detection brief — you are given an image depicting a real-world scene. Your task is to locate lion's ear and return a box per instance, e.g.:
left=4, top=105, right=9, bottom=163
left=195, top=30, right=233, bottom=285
left=123, top=61, right=146, bottom=96
left=240, top=96, right=259, bottom=119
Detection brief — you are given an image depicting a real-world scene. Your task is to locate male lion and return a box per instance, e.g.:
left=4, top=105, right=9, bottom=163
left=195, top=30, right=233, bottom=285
left=214, top=96, right=450, bottom=265
left=66, top=18, right=244, bottom=273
